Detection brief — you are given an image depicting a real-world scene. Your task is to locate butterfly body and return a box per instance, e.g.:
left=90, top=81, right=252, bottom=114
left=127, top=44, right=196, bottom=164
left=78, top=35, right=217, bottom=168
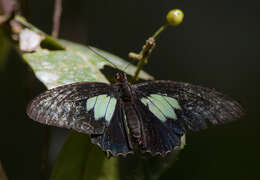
left=27, top=72, right=244, bottom=157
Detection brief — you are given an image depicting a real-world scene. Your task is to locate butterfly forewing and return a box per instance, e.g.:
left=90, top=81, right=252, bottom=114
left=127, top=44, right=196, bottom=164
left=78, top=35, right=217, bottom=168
left=27, top=82, right=117, bottom=134
left=135, top=80, right=244, bottom=131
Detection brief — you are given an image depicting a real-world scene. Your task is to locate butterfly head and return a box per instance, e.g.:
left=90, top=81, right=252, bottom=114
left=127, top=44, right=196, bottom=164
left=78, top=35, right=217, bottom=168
left=115, top=72, right=128, bottom=83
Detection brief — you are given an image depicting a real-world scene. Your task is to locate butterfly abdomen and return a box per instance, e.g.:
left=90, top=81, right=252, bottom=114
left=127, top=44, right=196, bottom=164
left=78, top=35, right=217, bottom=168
left=124, top=103, right=141, bottom=139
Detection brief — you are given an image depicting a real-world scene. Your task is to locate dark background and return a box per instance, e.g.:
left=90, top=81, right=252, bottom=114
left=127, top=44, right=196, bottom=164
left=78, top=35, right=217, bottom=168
left=0, top=0, right=259, bottom=179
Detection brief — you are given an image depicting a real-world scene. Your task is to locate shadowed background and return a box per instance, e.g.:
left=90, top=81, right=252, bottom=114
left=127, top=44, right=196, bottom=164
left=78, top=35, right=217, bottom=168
left=0, top=0, right=259, bottom=179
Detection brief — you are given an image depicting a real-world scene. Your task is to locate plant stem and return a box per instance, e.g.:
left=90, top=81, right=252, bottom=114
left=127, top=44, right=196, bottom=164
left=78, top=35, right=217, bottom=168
left=132, top=57, right=147, bottom=82
left=152, top=23, right=168, bottom=39
left=52, top=0, right=62, bottom=38
left=132, top=24, right=168, bottom=82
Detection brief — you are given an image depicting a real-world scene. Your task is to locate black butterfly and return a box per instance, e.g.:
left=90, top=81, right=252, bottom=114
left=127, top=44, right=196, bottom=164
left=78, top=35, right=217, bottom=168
left=27, top=72, right=244, bottom=157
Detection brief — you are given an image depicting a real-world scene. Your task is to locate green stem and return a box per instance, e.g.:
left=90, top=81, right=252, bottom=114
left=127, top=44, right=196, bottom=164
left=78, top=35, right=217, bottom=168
left=152, top=23, right=169, bottom=39
left=132, top=57, right=147, bottom=82
left=132, top=24, right=169, bottom=82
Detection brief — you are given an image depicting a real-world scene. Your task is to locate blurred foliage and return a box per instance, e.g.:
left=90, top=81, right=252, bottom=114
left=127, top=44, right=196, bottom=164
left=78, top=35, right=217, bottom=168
left=0, top=28, right=11, bottom=70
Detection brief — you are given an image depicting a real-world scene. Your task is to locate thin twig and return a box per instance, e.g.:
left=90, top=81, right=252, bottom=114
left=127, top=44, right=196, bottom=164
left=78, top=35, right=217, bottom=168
left=151, top=24, right=168, bottom=39
left=51, top=0, right=62, bottom=38
left=0, top=0, right=17, bottom=15
left=0, top=0, right=18, bottom=23
left=132, top=38, right=155, bottom=82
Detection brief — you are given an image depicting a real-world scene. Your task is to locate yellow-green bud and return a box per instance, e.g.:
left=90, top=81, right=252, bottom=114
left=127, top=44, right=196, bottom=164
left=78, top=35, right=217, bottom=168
left=166, top=9, right=184, bottom=26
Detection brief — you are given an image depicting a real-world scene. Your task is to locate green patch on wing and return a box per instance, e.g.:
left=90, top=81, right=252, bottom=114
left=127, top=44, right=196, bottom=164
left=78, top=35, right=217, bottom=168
left=94, top=95, right=110, bottom=120
left=87, top=96, right=97, bottom=111
left=141, top=94, right=181, bottom=122
left=105, top=98, right=117, bottom=123
left=164, top=96, right=182, bottom=110
left=86, top=95, right=117, bottom=123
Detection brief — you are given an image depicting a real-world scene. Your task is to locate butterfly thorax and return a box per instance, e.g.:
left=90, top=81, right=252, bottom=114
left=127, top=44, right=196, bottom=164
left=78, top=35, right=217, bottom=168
left=114, top=72, right=133, bottom=101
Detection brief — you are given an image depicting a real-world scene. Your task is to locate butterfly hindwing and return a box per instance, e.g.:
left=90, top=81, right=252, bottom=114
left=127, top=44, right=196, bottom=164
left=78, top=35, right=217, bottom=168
left=134, top=99, right=181, bottom=156
left=91, top=103, right=134, bottom=157
left=27, top=82, right=117, bottom=134
left=135, top=80, right=244, bottom=131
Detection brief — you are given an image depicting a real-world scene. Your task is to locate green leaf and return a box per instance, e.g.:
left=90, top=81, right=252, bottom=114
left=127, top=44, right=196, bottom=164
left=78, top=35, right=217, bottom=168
left=50, top=131, right=94, bottom=180
left=17, top=14, right=153, bottom=83
left=23, top=49, right=109, bottom=88
left=95, top=158, right=119, bottom=180
left=23, top=41, right=153, bottom=89
left=50, top=131, right=119, bottom=180
left=59, top=40, right=153, bottom=80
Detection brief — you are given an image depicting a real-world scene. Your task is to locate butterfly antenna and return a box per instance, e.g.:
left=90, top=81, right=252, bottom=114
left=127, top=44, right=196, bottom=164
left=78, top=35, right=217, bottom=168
left=87, top=46, right=118, bottom=69
left=123, top=62, right=131, bottom=72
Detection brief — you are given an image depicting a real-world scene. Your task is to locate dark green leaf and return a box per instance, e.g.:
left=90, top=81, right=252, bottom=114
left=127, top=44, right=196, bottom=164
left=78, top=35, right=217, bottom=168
left=50, top=131, right=119, bottom=180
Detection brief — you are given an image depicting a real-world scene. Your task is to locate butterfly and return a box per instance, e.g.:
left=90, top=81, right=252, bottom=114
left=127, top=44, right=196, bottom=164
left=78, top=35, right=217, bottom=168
left=27, top=72, right=244, bottom=157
